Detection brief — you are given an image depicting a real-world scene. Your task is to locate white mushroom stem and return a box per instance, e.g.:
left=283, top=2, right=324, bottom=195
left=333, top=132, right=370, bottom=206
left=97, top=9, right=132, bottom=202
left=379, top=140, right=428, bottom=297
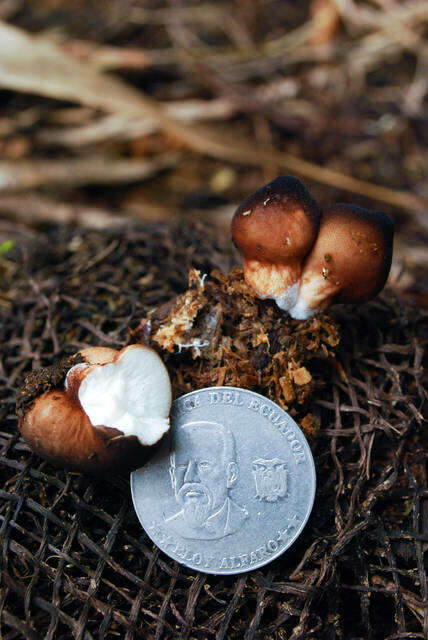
left=244, top=260, right=301, bottom=311
left=288, top=297, right=318, bottom=320
left=273, top=281, right=301, bottom=311
left=289, top=273, right=334, bottom=319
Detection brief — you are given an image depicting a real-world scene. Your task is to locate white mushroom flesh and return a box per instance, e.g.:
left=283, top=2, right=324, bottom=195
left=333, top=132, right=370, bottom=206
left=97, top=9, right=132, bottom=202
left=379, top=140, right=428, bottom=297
left=73, top=346, right=172, bottom=446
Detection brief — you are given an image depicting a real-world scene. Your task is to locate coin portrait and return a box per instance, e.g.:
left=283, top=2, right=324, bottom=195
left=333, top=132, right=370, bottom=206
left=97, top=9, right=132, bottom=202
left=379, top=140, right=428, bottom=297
left=131, top=387, right=316, bottom=574
left=165, top=421, right=248, bottom=539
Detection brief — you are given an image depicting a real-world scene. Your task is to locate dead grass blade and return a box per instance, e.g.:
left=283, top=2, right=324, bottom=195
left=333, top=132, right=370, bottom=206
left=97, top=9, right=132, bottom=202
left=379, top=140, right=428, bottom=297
left=0, top=154, right=177, bottom=191
left=0, top=21, right=425, bottom=211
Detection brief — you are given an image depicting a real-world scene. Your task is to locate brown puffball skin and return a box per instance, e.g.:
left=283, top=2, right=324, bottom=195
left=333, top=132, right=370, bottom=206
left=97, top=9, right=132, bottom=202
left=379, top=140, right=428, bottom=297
left=19, top=389, right=161, bottom=475
left=290, top=203, right=394, bottom=318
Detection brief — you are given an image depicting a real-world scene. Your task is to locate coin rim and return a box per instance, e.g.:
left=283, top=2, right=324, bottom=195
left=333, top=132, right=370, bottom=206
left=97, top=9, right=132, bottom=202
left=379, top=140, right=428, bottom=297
left=130, top=386, right=316, bottom=575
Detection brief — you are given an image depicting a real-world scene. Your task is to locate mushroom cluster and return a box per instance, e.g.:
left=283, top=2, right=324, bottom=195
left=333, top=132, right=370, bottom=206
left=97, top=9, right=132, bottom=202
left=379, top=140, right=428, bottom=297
left=232, top=177, right=394, bottom=319
left=17, top=345, right=172, bottom=474
left=16, top=179, right=394, bottom=473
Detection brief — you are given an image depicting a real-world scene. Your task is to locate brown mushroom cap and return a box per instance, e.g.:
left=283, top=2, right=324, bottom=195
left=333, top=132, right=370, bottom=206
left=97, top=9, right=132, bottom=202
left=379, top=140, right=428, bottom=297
left=19, top=389, right=156, bottom=474
left=289, top=203, right=394, bottom=319
left=231, top=176, right=321, bottom=309
left=18, top=344, right=171, bottom=475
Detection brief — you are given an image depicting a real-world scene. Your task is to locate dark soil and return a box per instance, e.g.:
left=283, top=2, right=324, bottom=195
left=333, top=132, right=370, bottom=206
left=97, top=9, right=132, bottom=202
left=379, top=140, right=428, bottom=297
left=0, top=220, right=426, bottom=640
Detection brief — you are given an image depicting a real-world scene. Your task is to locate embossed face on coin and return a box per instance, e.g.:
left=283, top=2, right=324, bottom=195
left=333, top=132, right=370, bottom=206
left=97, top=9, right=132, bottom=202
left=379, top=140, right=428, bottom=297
left=131, top=387, right=316, bottom=574
left=167, top=420, right=247, bottom=540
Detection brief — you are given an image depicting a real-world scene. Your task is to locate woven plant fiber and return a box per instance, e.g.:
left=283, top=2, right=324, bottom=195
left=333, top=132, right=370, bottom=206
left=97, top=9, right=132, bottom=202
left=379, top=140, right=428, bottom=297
left=0, top=221, right=426, bottom=640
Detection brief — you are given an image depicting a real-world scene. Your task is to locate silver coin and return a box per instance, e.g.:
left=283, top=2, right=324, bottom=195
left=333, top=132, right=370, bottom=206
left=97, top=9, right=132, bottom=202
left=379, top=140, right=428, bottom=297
left=130, top=386, right=316, bottom=575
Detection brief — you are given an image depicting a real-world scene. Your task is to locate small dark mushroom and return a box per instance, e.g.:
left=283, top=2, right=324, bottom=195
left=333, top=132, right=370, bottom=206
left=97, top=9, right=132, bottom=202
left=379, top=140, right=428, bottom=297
left=231, top=176, right=321, bottom=311
left=289, top=203, right=394, bottom=319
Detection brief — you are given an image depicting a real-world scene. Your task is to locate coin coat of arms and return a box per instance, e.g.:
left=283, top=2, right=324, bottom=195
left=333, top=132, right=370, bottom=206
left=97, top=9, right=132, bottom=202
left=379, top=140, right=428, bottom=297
left=252, top=458, right=288, bottom=503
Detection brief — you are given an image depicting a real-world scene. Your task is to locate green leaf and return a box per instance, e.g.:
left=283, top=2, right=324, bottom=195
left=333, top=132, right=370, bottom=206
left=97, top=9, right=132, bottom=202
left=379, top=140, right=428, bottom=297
left=0, top=239, right=15, bottom=256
